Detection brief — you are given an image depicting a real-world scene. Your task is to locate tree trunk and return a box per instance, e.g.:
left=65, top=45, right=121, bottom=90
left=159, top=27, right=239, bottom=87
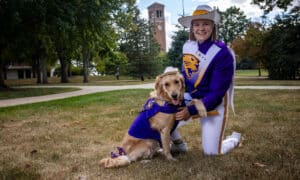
left=40, top=49, right=48, bottom=84
left=58, top=50, right=69, bottom=83
left=36, top=58, right=42, bottom=84
left=68, top=61, right=72, bottom=77
left=32, top=59, right=37, bottom=78
left=0, top=60, right=9, bottom=89
left=82, top=44, right=90, bottom=83
left=258, top=61, right=261, bottom=77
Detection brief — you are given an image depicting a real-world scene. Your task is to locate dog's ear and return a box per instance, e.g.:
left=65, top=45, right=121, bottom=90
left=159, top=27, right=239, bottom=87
left=178, top=73, right=185, bottom=89
left=155, top=75, right=165, bottom=98
left=178, top=73, right=185, bottom=97
left=154, top=75, right=162, bottom=91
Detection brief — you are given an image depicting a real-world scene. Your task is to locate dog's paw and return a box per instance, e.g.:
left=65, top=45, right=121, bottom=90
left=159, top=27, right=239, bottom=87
left=99, top=158, right=113, bottom=168
left=191, top=99, right=207, bottom=118
left=99, top=156, right=131, bottom=168
left=166, top=154, right=177, bottom=161
left=167, top=156, right=178, bottom=161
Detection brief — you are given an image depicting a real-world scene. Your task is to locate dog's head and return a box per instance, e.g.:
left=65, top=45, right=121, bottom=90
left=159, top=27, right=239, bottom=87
left=153, top=70, right=185, bottom=105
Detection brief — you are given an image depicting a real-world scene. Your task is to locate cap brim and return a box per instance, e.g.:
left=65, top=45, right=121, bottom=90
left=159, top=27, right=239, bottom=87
left=178, top=11, right=220, bottom=28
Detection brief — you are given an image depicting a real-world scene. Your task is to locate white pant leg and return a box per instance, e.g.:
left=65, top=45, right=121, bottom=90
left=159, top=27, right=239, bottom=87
left=200, top=103, right=225, bottom=155
left=171, top=92, right=240, bottom=153
left=201, top=94, right=240, bottom=155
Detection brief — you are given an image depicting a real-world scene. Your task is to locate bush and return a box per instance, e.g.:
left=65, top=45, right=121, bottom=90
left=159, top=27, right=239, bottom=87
left=262, top=13, right=300, bottom=80
left=236, top=58, right=256, bottom=70
left=71, top=66, right=83, bottom=76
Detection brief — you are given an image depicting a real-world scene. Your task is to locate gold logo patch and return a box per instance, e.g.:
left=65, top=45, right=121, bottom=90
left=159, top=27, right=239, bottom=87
left=182, top=54, right=200, bottom=79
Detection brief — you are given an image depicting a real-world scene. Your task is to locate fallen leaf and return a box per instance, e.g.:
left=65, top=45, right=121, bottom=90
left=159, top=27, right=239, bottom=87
left=253, top=162, right=267, bottom=167
left=78, top=175, right=87, bottom=180
left=30, top=149, right=38, bottom=155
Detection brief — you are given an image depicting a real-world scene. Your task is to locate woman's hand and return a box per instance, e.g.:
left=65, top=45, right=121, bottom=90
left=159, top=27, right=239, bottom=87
left=175, top=107, right=191, bottom=121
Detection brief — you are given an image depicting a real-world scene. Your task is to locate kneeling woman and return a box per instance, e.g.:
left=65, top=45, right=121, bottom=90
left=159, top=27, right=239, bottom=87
left=171, top=4, right=241, bottom=155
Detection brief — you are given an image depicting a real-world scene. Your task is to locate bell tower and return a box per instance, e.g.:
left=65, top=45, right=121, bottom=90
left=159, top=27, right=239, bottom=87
left=148, top=2, right=166, bottom=52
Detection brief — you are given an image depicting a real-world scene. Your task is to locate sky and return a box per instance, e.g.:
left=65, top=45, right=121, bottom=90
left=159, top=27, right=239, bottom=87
left=135, top=0, right=299, bottom=51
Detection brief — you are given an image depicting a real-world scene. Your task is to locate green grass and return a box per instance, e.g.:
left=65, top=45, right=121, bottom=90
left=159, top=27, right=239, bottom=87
left=5, top=75, right=153, bottom=87
left=235, top=78, right=300, bottom=86
left=0, top=89, right=299, bottom=179
left=2, top=70, right=299, bottom=101
left=0, top=87, right=80, bottom=100
left=235, top=69, right=268, bottom=77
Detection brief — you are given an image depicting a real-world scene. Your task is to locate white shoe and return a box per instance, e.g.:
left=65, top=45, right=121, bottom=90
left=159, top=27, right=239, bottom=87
left=226, top=132, right=241, bottom=145
left=227, top=131, right=241, bottom=139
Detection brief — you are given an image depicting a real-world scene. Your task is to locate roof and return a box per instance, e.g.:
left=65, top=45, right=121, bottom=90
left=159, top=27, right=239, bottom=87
left=147, top=2, right=164, bottom=9
left=7, top=65, right=32, bottom=70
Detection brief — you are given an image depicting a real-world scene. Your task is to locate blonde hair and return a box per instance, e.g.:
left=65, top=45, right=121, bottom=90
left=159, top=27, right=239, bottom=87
left=189, top=20, right=218, bottom=41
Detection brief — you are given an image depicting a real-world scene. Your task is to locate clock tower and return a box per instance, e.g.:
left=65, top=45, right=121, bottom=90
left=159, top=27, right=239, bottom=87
left=148, top=3, right=166, bottom=52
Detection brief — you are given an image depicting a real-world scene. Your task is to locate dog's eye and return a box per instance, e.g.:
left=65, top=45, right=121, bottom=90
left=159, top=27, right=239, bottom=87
left=164, top=82, right=169, bottom=87
left=174, top=80, right=179, bottom=84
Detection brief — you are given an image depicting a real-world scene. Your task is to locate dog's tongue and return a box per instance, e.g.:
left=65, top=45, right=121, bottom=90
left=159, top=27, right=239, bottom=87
left=172, top=99, right=180, bottom=105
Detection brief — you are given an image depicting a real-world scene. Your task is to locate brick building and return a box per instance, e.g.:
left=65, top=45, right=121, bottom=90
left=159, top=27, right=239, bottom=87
left=148, top=2, right=166, bottom=52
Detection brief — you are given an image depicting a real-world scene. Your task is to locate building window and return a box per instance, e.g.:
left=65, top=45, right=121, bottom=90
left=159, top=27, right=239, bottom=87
left=156, top=10, right=162, bottom=18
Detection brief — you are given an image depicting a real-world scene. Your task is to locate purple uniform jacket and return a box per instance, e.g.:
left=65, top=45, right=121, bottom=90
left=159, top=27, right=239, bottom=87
left=182, top=39, right=234, bottom=114
left=128, top=98, right=182, bottom=146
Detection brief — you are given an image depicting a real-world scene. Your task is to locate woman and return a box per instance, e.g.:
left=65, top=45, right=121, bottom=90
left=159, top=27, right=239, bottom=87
left=171, top=5, right=241, bottom=155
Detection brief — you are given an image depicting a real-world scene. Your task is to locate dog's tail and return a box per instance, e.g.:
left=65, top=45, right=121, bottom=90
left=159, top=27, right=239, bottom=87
left=99, top=155, right=131, bottom=168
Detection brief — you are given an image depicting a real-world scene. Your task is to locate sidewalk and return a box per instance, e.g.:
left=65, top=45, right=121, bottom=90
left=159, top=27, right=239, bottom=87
left=0, top=84, right=299, bottom=108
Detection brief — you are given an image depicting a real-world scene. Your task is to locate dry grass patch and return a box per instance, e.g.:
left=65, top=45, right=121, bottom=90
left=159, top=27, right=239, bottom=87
left=0, top=89, right=299, bottom=179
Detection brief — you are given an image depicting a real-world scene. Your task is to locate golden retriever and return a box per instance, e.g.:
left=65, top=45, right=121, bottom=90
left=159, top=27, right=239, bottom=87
left=99, top=69, right=185, bottom=168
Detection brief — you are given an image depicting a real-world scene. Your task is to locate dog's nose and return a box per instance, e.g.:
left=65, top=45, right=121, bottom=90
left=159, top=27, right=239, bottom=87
left=171, top=93, right=178, bottom=99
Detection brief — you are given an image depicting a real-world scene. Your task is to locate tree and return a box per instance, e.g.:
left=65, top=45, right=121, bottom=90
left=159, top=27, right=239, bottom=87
left=0, top=0, right=24, bottom=89
left=219, top=6, right=249, bottom=45
left=232, top=22, right=267, bottom=76
left=252, top=0, right=294, bottom=13
left=21, top=0, right=54, bottom=84
left=119, top=13, right=160, bottom=80
left=167, top=27, right=189, bottom=69
left=262, top=8, right=300, bottom=80
left=75, top=0, right=128, bottom=83
left=0, top=0, right=135, bottom=87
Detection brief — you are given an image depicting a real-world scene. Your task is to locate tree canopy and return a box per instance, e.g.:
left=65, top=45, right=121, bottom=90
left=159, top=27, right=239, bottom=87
left=262, top=8, right=300, bottom=79
left=219, top=6, right=249, bottom=45
left=1, top=0, right=164, bottom=88
left=167, top=27, right=189, bottom=70
left=252, top=0, right=295, bottom=13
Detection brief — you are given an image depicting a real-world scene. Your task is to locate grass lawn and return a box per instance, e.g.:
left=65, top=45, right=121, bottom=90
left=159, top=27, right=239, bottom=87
left=0, top=89, right=299, bottom=179
left=235, top=78, right=300, bottom=86
left=0, top=87, right=80, bottom=100
left=1, top=70, right=299, bottom=101
left=235, top=69, right=268, bottom=77
left=4, top=75, right=154, bottom=87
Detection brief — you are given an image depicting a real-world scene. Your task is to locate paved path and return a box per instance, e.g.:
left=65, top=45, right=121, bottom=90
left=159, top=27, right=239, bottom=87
left=1, top=84, right=299, bottom=108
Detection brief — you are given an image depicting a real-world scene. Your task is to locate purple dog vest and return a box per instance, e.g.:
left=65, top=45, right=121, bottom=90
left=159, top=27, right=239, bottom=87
left=128, top=98, right=182, bottom=146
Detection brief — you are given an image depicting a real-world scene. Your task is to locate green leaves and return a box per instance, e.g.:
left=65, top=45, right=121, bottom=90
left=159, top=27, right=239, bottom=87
left=167, top=29, right=189, bottom=69
left=251, top=0, right=294, bottom=13
left=263, top=11, right=300, bottom=80
left=219, top=6, right=249, bottom=45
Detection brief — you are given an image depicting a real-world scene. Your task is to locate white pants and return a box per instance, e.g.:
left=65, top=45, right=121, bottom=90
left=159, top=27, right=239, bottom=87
left=171, top=93, right=240, bottom=155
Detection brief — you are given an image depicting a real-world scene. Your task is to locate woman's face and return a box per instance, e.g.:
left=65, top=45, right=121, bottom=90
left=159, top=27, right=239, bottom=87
left=192, top=19, right=214, bottom=43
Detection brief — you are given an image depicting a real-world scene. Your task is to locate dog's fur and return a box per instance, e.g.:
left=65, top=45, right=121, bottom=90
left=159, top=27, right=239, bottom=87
left=99, top=71, right=185, bottom=168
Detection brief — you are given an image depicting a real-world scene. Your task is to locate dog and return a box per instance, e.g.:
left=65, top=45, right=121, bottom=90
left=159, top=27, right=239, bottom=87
left=99, top=67, right=185, bottom=168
